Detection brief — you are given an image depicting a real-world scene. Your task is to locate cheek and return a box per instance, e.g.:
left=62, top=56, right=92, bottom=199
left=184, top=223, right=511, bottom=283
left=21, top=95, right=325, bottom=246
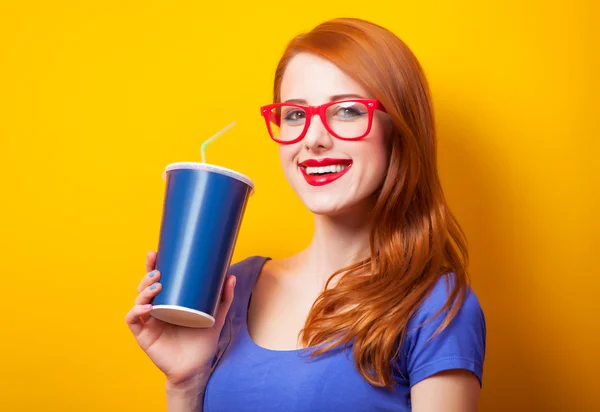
left=363, top=145, right=389, bottom=186
left=278, top=145, right=294, bottom=164
left=278, top=145, right=299, bottom=176
left=362, top=128, right=390, bottom=183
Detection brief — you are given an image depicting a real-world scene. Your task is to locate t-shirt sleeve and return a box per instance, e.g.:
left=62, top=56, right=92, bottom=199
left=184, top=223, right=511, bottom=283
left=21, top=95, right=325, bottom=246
left=403, top=276, right=486, bottom=388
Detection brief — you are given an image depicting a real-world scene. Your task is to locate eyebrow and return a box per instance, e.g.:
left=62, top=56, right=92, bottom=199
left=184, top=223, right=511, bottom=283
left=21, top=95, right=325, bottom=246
left=283, top=93, right=366, bottom=104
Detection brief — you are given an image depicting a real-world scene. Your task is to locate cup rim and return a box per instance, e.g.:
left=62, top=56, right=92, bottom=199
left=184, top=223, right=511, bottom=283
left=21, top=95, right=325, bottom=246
left=164, top=162, right=254, bottom=190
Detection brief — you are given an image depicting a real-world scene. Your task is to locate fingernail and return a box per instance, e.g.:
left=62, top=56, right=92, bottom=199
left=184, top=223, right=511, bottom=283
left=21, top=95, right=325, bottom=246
left=143, top=304, right=152, bottom=309
left=150, top=283, right=157, bottom=290
left=149, top=270, right=156, bottom=277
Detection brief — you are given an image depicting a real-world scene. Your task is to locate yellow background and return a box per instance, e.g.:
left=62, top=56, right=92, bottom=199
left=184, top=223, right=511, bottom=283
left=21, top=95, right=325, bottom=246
left=1, top=1, right=598, bottom=411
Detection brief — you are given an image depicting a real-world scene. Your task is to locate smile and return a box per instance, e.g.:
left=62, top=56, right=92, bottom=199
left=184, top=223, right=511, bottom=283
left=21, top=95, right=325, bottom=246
left=305, top=164, right=350, bottom=175
left=298, top=158, right=353, bottom=186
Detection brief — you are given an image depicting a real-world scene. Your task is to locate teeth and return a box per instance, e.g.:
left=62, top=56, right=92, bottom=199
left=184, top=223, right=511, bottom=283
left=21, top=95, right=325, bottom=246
left=304, top=164, right=349, bottom=175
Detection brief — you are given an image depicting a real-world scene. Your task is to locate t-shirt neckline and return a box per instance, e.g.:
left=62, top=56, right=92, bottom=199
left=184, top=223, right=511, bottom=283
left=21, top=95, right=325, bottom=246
left=241, top=256, right=309, bottom=356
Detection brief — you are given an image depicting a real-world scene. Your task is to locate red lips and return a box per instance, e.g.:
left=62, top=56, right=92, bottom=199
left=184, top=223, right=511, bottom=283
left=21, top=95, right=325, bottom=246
left=298, top=158, right=353, bottom=186
left=299, top=158, right=353, bottom=167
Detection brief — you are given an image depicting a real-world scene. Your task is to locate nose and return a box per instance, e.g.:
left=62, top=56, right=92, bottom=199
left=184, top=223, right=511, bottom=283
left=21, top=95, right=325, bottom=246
left=302, top=113, right=333, bottom=152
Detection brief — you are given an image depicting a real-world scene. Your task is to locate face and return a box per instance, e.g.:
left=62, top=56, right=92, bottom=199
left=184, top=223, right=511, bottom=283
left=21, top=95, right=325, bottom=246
left=277, top=52, right=391, bottom=217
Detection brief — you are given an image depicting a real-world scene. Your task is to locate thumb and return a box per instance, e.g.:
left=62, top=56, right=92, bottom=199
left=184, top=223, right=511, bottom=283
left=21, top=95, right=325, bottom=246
left=213, top=275, right=236, bottom=331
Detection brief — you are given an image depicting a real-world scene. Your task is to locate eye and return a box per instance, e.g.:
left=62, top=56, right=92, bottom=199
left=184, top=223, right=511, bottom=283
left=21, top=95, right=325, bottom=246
left=334, top=103, right=367, bottom=120
left=283, top=109, right=306, bottom=123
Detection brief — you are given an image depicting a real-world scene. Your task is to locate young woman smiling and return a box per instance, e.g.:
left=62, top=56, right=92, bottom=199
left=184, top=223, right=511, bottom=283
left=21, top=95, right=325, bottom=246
left=127, top=17, right=486, bottom=412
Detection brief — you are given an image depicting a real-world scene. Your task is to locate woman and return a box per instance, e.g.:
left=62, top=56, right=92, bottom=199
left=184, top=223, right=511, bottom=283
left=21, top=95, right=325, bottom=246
left=126, top=17, right=486, bottom=411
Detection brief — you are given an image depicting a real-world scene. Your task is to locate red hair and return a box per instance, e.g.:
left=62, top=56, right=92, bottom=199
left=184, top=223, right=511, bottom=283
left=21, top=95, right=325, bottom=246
left=273, top=18, right=469, bottom=388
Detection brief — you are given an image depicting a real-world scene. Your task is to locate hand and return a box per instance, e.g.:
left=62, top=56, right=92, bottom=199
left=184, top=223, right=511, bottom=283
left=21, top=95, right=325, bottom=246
left=126, top=250, right=236, bottom=386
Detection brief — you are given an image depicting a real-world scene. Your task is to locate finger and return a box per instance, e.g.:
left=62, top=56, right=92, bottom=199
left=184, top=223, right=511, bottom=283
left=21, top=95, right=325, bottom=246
left=137, top=270, right=161, bottom=294
left=145, top=250, right=157, bottom=273
left=125, top=304, right=153, bottom=335
left=135, top=282, right=162, bottom=305
left=213, top=275, right=236, bottom=331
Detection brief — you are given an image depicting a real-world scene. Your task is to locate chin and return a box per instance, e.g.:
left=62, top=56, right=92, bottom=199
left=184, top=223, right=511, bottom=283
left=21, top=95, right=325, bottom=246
left=294, top=193, right=341, bottom=215
left=306, top=204, right=346, bottom=217
left=286, top=173, right=378, bottom=218
left=300, top=195, right=365, bottom=217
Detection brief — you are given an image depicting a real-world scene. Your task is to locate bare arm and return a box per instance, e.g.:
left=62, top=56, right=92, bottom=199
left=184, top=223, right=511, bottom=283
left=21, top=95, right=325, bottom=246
left=166, top=374, right=209, bottom=412
left=410, top=370, right=481, bottom=412
left=126, top=251, right=237, bottom=412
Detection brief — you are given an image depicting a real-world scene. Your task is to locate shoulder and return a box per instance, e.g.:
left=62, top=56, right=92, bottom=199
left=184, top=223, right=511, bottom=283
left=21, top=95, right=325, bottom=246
left=410, top=274, right=485, bottom=332
left=229, top=255, right=269, bottom=277
left=228, top=256, right=271, bottom=299
left=399, top=274, right=487, bottom=388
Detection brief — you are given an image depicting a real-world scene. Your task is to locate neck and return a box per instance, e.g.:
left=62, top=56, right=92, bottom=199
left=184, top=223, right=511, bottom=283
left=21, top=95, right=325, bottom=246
left=297, top=210, right=372, bottom=283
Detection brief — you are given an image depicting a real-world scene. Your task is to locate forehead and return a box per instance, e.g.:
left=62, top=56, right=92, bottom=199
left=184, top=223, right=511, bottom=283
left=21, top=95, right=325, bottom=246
left=280, top=52, right=369, bottom=104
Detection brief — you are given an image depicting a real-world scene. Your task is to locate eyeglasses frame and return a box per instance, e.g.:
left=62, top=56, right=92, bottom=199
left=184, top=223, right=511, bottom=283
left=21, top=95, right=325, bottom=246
left=260, top=98, right=387, bottom=144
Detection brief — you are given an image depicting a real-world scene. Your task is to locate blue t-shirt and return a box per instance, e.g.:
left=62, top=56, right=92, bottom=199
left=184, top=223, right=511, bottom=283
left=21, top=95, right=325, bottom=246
left=204, top=256, right=486, bottom=411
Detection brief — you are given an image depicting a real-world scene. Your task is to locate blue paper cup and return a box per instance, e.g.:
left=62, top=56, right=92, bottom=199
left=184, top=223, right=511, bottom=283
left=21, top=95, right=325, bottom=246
left=150, top=162, right=254, bottom=328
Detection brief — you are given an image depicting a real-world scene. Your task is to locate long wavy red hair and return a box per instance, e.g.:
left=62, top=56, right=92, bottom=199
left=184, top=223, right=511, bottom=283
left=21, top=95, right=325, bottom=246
left=272, top=18, right=469, bottom=389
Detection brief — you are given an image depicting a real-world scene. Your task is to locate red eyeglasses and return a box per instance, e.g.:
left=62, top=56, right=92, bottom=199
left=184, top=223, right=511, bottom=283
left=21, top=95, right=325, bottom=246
left=260, top=98, right=386, bottom=144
